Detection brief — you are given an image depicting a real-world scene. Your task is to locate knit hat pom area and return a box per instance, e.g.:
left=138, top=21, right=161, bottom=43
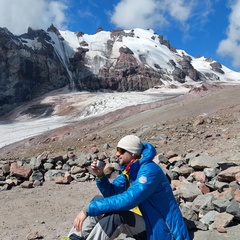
left=117, top=135, right=143, bottom=156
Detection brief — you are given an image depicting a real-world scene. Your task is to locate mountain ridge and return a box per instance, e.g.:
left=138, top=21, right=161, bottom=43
left=1, top=25, right=240, bottom=116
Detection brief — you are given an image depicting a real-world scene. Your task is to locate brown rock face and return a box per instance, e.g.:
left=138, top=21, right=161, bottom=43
left=218, top=166, right=240, bottom=182
left=10, top=162, right=32, bottom=179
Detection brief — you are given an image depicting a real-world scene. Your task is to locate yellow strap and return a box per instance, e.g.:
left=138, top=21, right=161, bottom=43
left=131, top=206, right=142, bottom=216
left=123, top=170, right=142, bottom=216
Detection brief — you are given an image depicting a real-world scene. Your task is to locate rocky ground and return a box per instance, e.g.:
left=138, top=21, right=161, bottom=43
left=0, top=83, right=240, bottom=240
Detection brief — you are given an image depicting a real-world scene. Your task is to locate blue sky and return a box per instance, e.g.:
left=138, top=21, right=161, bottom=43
left=0, top=0, right=240, bottom=72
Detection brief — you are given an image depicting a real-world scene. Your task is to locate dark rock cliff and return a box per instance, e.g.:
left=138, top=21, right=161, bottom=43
left=0, top=27, right=69, bottom=115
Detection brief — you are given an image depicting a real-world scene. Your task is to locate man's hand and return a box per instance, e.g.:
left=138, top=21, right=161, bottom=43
left=91, top=160, right=104, bottom=177
left=73, top=210, right=87, bottom=232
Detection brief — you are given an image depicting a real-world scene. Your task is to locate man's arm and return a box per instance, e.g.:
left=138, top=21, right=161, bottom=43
left=73, top=205, right=88, bottom=231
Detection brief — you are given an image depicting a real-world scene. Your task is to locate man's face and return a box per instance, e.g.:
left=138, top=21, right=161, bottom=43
left=116, top=147, right=134, bottom=166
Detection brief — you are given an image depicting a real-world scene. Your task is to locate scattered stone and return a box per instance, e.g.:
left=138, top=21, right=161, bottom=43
left=198, top=183, right=210, bottom=194
left=193, top=116, right=205, bottom=127
left=211, top=212, right=234, bottom=229
left=30, top=157, right=42, bottom=170
left=21, top=181, right=34, bottom=188
left=217, top=226, right=227, bottom=233
left=218, top=166, right=240, bottom=182
left=157, top=154, right=169, bottom=164
left=37, top=151, right=49, bottom=162
left=190, top=171, right=206, bottom=183
left=200, top=210, right=219, bottom=226
left=10, top=162, right=33, bottom=179
left=5, top=177, right=18, bottom=186
left=177, top=181, right=202, bottom=201
left=189, top=154, right=218, bottom=170
left=27, top=231, right=43, bottom=240
left=234, top=189, right=240, bottom=202
left=71, top=166, right=86, bottom=174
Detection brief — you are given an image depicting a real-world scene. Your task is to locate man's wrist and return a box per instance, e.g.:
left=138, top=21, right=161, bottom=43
left=82, top=205, right=89, bottom=217
left=95, top=174, right=104, bottom=180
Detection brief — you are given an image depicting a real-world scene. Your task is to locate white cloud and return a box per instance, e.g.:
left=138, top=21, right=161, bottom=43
left=158, top=0, right=195, bottom=22
left=217, top=0, right=240, bottom=68
left=110, top=0, right=166, bottom=29
left=0, top=0, right=68, bottom=35
left=110, top=0, right=195, bottom=30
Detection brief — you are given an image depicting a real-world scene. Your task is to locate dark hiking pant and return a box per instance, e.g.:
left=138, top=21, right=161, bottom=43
left=68, top=211, right=146, bottom=240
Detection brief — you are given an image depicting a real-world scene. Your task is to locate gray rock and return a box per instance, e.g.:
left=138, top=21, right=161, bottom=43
left=103, top=143, right=110, bottom=150
left=62, top=164, right=71, bottom=171
left=165, top=169, right=179, bottom=180
left=212, top=199, right=231, bottom=213
left=109, top=162, right=121, bottom=172
left=29, top=170, right=44, bottom=182
left=178, top=165, right=194, bottom=176
left=1, top=163, right=10, bottom=175
left=44, top=170, right=66, bottom=181
left=226, top=200, right=240, bottom=220
left=157, top=154, right=169, bottom=164
left=203, top=168, right=218, bottom=178
left=71, top=172, right=90, bottom=182
left=177, top=181, right=202, bottom=201
left=43, top=163, right=54, bottom=170
left=180, top=202, right=198, bottom=221
left=205, top=178, right=229, bottom=192
left=192, top=193, right=215, bottom=213
left=66, top=159, right=77, bottom=167
left=185, top=152, right=200, bottom=161
left=188, top=220, right=208, bottom=231
left=29, top=157, right=42, bottom=170
left=33, top=180, right=42, bottom=187
left=189, top=154, right=219, bottom=170
left=75, top=153, right=88, bottom=167
left=200, top=210, right=219, bottom=225
left=46, top=155, right=63, bottom=164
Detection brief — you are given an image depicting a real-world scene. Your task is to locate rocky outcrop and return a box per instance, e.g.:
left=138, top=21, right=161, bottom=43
left=178, top=55, right=200, bottom=81
left=210, top=61, right=224, bottom=74
left=0, top=27, right=69, bottom=115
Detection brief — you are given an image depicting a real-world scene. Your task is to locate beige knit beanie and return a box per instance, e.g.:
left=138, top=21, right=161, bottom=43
left=117, top=135, right=143, bottom=156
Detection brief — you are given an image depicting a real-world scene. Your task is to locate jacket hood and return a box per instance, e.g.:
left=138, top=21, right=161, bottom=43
left=139, top=142, right=156, bottom=164
left=119, top=142, right=156, bottom=173
left=128, top=142, right=156, bottom=179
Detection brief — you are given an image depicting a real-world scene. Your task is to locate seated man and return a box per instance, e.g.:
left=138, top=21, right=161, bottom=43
left=66, top=135, right=190, bottom=240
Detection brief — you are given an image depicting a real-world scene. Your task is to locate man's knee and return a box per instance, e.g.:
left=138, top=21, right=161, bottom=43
left=91, top=195, right=103, bottom=201
left=97, top=212, right=136, bottom=236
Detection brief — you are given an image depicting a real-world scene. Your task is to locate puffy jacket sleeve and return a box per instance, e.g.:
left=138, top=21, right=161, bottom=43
left=96, top=173, right=127, bottom=197
left=88, top=143, right=162, bottom=217
left=88, top=163, right=161, bottom=216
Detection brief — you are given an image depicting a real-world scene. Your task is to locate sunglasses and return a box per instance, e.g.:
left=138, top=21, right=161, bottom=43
left=117, top=147, right=126, bottom=155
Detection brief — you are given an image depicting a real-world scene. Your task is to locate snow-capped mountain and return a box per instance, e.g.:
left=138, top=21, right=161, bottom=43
left=57, top=27, right=240, bottom=84
left=0, top=25, right=240, bottom=116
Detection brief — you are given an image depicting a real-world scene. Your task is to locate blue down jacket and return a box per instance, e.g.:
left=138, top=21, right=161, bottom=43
left=88, top=142, right=190, bottom=240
